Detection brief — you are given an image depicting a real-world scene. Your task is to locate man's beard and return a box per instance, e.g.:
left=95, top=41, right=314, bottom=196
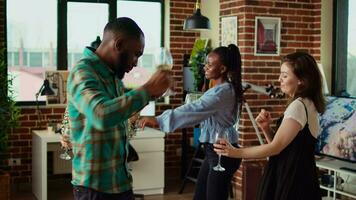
left=115, top=52, right=129, bottom=79
left=115, top=67, right=125, bottom=79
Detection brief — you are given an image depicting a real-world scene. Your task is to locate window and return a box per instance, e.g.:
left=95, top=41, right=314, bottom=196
left=29, top=52, right=43, bottom=67
left=333, top=0, right=356, bottom=97
left=6, top=0, right=164, bottom=103
left=7, top=0, right=57, bottom=102
left=67, top=2, right=109, bottom=70
left=118, top=0, right=163, bottom=89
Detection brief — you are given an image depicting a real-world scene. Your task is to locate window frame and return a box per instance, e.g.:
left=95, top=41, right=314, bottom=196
left=58, top=0, right=164, bottom=70
left=332, top=0, right=349, bottom=96
left=6, top=0, right=164, bottom=104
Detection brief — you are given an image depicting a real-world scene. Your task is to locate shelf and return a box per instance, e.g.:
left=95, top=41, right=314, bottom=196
left=320, top=185, right=334, bottom=192
left=319, top=185, right=356, bottom=198
left=322, top=197, right=339, bottom=200
left=334, top=189, right=356, bottom=199
left=316, top=157, right=356, bottom=200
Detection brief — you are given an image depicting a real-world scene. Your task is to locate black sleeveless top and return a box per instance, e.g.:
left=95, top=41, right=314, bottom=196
left=256, top=100, right=321, bottom=200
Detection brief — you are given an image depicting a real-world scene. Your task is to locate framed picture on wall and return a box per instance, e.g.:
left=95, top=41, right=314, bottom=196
left=254, top=16, right=281, bottom=56
left=221, top=16, right=238, bottom=46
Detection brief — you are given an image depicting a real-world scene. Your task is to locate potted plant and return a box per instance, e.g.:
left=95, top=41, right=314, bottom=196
left=189, top=38, right=211, bottom=92
left=0, top=48, right=20, bottom=200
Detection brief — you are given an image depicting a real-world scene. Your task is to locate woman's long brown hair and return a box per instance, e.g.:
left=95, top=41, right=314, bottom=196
left=282, top=52, right=326, bottom=113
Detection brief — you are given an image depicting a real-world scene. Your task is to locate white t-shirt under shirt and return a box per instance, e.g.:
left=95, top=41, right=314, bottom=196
left=283, top=97, right=320, bottom=138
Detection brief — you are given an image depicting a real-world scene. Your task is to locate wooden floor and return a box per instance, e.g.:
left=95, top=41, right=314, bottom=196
left=11, top=178, right=195, bottom=200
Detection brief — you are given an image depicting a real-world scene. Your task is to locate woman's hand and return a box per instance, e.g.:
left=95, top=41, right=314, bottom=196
left=137, top=117, right=158, bottom=129
left=256, top=109, right=272, bottom=131
left=129, top=113, right=140, bottom=125
left=213, top=139, right=240, bottom=158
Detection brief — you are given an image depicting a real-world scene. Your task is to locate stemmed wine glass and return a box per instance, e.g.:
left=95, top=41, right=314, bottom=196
left=60, top=143, right=71, bottom=160
left=154, top=47, right=176, bottom=97
left=128, top=114, right=142, bottom=137
left=213, top=130, right=228, bottom=172
left=59, top=108, right=71, bottom=160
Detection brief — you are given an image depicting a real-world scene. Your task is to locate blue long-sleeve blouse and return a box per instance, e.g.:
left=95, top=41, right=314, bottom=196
left=156, top=82, right=240, bottom=144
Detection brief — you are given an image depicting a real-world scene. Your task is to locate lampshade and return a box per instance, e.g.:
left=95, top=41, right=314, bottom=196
left=183, top=1, right=210, bottom=31
left=40, top=79, right=55, bottom=96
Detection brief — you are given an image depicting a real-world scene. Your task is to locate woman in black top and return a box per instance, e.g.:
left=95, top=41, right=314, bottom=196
left=214, top=52, right=325, bottom=200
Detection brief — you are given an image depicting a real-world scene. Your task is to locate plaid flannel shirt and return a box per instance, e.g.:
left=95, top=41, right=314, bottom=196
left=67, top=47, right=149, bottom=193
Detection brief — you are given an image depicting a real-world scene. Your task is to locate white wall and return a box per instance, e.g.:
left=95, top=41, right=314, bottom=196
left=321, top=0, right=333, bottom=93
left=165, top=0, right=170, bottom=48
left=200, top=0, right=220, bottom=48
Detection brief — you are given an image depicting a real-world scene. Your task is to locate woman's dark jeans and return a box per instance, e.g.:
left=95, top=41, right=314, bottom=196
left=193, top=143, right=241, bottom=200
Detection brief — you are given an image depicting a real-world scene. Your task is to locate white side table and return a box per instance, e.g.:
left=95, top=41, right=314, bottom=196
left=130, top=128, right=165, bottom=195
left=32, top=127, right=166, bottom=200
left=32, top=130, right=61, bottom=200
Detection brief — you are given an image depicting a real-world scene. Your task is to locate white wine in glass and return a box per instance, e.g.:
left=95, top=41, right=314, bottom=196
left=213, top=130, right=228, bottom=172
left=154, top=47, right=175, bottom=97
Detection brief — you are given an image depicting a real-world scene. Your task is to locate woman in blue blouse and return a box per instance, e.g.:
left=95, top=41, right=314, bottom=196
left=139, top=44, right=243, bottom=200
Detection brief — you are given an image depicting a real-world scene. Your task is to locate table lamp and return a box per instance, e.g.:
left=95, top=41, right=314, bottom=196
left=35, top=79, right=55, bottom=128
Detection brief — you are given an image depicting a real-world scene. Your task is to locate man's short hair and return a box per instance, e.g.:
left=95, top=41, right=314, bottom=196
left=104, top=17, right=144, bottom=39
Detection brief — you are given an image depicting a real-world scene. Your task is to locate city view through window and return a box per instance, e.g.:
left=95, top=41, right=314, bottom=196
left=7, top=0, right=57, bottom=102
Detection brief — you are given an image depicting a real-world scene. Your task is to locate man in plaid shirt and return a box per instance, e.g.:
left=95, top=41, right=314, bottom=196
left=65, top=17, right=171, bottom=200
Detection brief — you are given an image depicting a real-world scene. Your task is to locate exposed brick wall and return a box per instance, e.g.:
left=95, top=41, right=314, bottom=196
left=156, top=0, right=200, bottom=180
left=1, top=0, right=199, bottom=184
left=7, top=106, right=65, bottom=183
left=1, top=0, right=322, bottom=195
left=219, top=0, right=321, bottom=199
left=1, top=13, right=68, bottom=178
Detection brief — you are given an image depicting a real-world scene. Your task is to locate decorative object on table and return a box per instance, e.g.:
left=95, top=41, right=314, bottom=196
left=35, top=79, right=55, bottom=128
left=45, top=70, right=69, bottom=105
left=0, top=48, right=20, bottom=200
left=221, top=16, right=238, bottom=46
left=183, top=0, right=210, bottom=31
left=189, top=38, right=210, bottom=92
left=36, top=79, right=55, bottom=98
left=47, top=119, right=60, bottom=133
left=254, top=16, right=281, bottom=56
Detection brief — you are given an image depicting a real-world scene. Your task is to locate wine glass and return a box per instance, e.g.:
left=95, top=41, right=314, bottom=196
left=154, top=47, right=176, bottom=97
left=59, top=141, right=71, bottom=160
left=213, top=130, right=228, bottom=172
left=59, top=131, right=71, bottom=160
